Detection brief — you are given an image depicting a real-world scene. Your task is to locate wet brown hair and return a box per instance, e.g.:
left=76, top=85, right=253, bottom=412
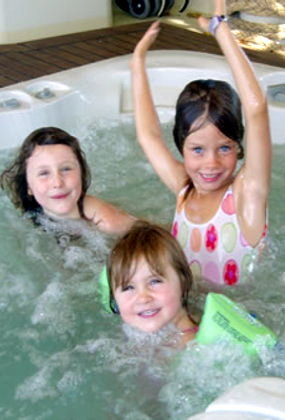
left=107, top=220, right=193, bottom=312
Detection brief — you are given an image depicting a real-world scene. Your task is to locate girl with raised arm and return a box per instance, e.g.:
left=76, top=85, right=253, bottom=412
left=131, top=0, right=271, bottom=285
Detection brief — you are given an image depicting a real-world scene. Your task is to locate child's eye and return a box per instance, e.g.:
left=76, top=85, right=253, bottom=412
left=150, top=277, right=163, bottom=286
left=192, top=147, right=203, bottom=155
left=38, top=170, right=49, bottom=177
left=219, top=145, right=231, bottom=153
left=61, top=166, right=72, bottom=172
left=121, top=284, right=134, bottom=292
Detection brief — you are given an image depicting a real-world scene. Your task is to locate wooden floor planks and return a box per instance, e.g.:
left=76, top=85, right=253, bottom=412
left=0, top=22, right=284, bottom=88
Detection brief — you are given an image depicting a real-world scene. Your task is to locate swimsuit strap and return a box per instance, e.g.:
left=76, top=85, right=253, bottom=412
left=179, top=325, right=199, bottom=335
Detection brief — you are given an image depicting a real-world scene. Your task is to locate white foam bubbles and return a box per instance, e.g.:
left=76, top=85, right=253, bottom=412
left=31, top=278, right=76, bottom=335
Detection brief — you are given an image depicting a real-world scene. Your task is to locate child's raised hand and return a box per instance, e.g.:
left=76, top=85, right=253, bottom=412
left=133, top=21, right=160, bottom=58
left=198, top=0, right=226, bottom=33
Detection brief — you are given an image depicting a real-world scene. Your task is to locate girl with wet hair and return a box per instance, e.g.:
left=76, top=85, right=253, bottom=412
left=1, top=126, right=135, bottom=234
left=107, top=220, right=198, bottom=347
left=131, top=0, right=271, bottom=285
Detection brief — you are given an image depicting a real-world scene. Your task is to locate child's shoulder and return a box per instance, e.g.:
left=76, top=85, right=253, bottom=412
left=83, top=195, right=135, bottom=234
left=82, top=194, right=109, bottom=224
left=83, top=194, right=101, bottom=211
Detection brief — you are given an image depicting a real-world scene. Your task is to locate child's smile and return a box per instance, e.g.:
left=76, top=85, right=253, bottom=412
left=114, top=258, right=190, bottom=333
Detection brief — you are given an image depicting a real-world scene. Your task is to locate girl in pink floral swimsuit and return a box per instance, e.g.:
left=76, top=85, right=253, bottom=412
left=172, top=185, right=267, bottom=285
left=131, top=0, right=271, bottom=285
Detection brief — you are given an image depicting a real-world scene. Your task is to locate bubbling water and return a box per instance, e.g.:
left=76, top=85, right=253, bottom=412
left=0, top=117, right=284, bottom=419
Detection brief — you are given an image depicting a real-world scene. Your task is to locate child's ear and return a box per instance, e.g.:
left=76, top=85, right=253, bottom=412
left=110, top=299, right=120, bottom=314
left=27, top=186, right=33, bottom=196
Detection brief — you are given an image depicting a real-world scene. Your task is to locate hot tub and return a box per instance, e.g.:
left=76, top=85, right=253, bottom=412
left=0, top=51, right=284, bottom=419
left=0, top=50, right=284, bottom=149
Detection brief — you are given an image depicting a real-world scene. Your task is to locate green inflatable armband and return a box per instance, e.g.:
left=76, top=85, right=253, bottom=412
left=196, top=293, right=277, bottom=356
left=98, top=265, right=112, bottom=313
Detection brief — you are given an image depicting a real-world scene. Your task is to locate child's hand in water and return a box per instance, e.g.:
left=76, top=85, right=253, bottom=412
left=133, top=21, right=160, bottom=59
left=198, top=0, right=226, bottom=32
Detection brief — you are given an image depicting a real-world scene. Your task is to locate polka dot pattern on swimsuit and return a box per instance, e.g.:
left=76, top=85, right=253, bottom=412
left=172, top=186, right=266, bottom=285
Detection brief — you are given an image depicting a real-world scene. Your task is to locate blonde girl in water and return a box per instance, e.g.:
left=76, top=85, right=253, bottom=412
left=107, top=220, right=198, bottom=348
left=131, top=0, right=271, bottom=285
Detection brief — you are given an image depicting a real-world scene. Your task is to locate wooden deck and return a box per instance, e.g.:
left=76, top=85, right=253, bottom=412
left=0, top=21, right=284, bottom=88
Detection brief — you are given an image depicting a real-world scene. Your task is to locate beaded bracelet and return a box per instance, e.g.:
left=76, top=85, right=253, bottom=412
left=209, top=15, right=227, bottom=36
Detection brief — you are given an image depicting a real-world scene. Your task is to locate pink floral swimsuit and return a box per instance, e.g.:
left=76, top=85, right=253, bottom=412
left=172, top=185, right=267, bottom=285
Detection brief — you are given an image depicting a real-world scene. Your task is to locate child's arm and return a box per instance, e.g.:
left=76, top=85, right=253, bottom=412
left=83, top=195, right=136, bottom=234
left=131, top=22, right=188, bottom=195
left=199, top=0, right=271, bottom=246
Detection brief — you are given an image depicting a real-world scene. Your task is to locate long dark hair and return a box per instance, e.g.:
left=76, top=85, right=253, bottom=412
left=173, top=79, right=244, bottom=159
left=0, top=127, right=91, bottom=217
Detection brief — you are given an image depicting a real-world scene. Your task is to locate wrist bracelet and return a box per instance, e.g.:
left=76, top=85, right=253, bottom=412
left=209, top=15, right=227, bottom=36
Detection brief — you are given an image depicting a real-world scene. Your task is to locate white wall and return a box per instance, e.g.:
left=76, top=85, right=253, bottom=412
left=0, top=0, right=112, bottom=44
left=189, top=0, right=213, bottom=15
left=169, top=0, right=213, bottom=18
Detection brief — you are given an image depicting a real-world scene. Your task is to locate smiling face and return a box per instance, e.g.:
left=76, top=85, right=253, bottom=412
left=182, top=122, right=238, bottom=194
left=113, top=257, right=189, bottom=333
left=26, top=144, right=82, bottom=219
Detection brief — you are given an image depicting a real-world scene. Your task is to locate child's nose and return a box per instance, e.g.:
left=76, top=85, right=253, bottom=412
left=137, top=287, right=152, bottom=303
left=52, top=171, right=64, bottom=187
left=205, top=151, right=219, bottom=166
